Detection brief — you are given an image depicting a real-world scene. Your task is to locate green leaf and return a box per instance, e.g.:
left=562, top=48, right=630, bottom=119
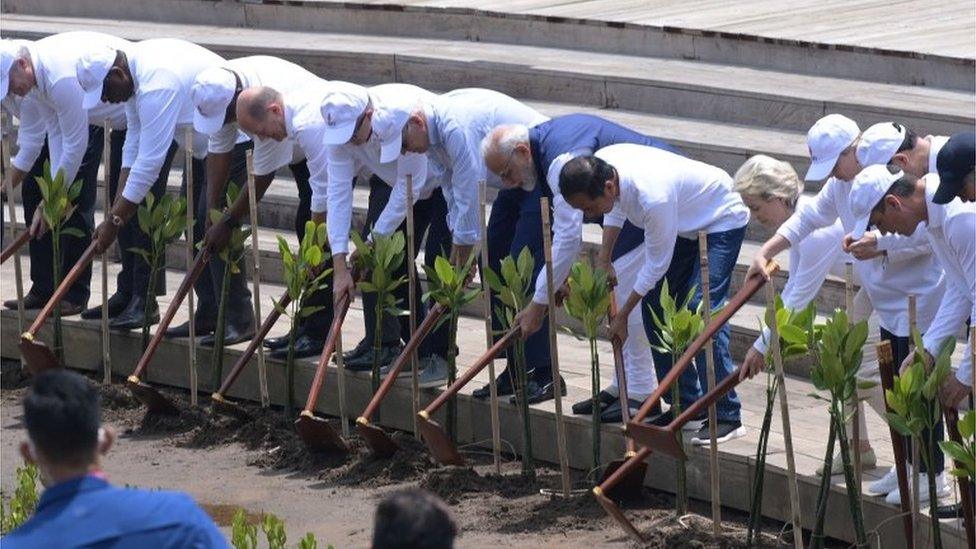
left=60, top=227, right=85, bottom=239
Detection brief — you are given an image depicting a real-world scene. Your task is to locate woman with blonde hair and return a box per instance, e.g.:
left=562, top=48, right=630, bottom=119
left=733, top=154, right=883, bottom=476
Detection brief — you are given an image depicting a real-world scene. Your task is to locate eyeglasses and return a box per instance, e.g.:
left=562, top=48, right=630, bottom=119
left=498, top=149, right=517, bottom=180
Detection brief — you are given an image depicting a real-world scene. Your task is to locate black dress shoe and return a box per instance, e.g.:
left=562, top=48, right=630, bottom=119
left=109, top=297, right=160, bottom=330
left=473, top=368, right=525, bottom=399
left=81, top=292, right=130, bottom=319
left=270, top=334, right=325, bottom=360
left=344, top=344, right=403, bottom=372
left=599, top=398, right=645, bottom=423
left=572, top=390, right=617, bottom=415
left=263, top=334, right=293, bottom=351
left=200, top=322, right=256, bottom=347
left=336, top=337, right=371, bottom=364
left=59, top=301, right=85, bottom=317
left=165, top=318, right=216, bottom=339
left=4, top=291, right=48, bottom=311
left=510, top=376, right=567, bottom=405
left=936, top=500, right=974, bottom=519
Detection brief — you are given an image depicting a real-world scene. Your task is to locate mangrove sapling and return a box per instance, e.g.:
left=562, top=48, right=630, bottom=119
left=35, top=162, right=85, bottom=366
left=230, top=509, right=258, bottom=549
left=207, top=183, right=251, bottom=392
left=562, top=260, right=611, bottom=474
left=940, top=409, right=976, bottom=481
left=808, top=309, right=871, bottom=549
left=648, top=279, right=705, bottom=516
left=886, top=334, right=956, bottom=549
left=423, top=254, right=480, bottom=442
left=262, top=513, right=287, bottom=549
left=129, top=194, right=187, bottom=350
left=0, top=463, right=38, bottom=534
left=275, top=221, right=331, bottom=418
left=748, top=298, right=816, bottom=545
left=484, top=246, right=537, bottom=479
left=349, top=231, right=408, bottom=403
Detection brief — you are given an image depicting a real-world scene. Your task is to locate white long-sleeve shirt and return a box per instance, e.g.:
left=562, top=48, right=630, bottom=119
left=119, top=39, right=224, bottom=204
left=324, top=83, right=438, bottom=255
left=280, top=82, right=341, bottom=222
left=207, top=56, right=320, bottom=176
left=777, top=175, right=944, bottom=336
left=927, top=135, right=949, bottom=175
left=10, top=32, right=128, bottom=183
left=918, top=176, right=975, bottom=385
left=599, top=143, right=750, bottom=297
left=418, top=88, right=548, bottom=246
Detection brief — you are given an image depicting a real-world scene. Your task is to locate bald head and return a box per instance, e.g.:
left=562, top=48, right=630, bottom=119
left=482, top=124, right=536, bottom=191
left=236, top=86, right=286, bottom=141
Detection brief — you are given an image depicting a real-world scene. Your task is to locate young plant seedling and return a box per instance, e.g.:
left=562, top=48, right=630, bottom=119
left=940, top=409, right=976, bottom=481
left=0, top=462, right=38, bottom=535
left=261, top=513, right=287, bottom=549
left=230, top=508, right=258, bottom=549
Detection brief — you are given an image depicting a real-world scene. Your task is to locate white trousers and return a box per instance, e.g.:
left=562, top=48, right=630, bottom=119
left=606, top=245, right=657, bottom=397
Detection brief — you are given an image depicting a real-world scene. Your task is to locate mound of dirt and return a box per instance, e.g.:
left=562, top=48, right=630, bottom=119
left=318, top=432, right=435, bottom=487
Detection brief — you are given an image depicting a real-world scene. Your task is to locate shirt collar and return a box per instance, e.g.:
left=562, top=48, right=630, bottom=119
left=924, top=174, right=946, bottom=230
left=36, top=475, right=110, bottom=513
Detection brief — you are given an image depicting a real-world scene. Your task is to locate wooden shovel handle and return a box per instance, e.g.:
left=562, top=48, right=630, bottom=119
left=361, top=303, right=446, bottom=421
left=609, top=292, right=635, bottom=451
left=215, top=291, right=292, bottom=397
left=130, top=249, right=211, bottom=380
left=26, top=241, right=99, bottom=336
left=0, top=230, right=29, bottom=264
left=877, top=341, right=914, bottom=544
left=631, top=260, right=779, bottom=422
left=421, top=327, right=520, bottom=416
left=301, top=296, right=350, bottom=413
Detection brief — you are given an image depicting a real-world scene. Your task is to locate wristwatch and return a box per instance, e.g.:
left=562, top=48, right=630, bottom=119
left=110, top=214, right=124, bottom=227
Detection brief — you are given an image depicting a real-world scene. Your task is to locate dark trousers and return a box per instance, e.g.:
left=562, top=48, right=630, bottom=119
left=361, top=175, right=452, bottom=358
left=485, top=184, right=552, bottom=382
left=21, top=127, right=100, bottom=305
left=883, top=327, right=945, bottom=473
left=106, top=129, right=168, bottom=300
left=643, top=227, right=745, bottom=422
left=289, top=160, right=333, bottom=338
left=182, top=142, right=252, bottom=325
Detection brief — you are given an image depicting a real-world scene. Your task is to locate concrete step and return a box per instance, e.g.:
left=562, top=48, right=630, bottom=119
left=3, top=0, right=973, bottom=90
left=3, top=14, right=972, bottom=137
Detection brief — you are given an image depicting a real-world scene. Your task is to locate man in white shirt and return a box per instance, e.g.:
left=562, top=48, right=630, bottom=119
left=320, top=82, right=453, bottom=385
left=1, top=34, right=128, bottom=317
left=192, top=56, right=330, bottom=359
left=559, top=144, right=751, bottom=442
left=76, top=38, right=255, bottom=344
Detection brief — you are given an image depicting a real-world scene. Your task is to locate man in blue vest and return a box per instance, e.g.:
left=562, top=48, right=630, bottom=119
left=481, top=113, right=680, bottom=414
left=4, top=370, right=227, bottom=548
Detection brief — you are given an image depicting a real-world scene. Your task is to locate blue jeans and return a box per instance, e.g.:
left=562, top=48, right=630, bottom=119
left=486, top=184, right=551, bottom=382
left=642, top=226, right=745, bottom=422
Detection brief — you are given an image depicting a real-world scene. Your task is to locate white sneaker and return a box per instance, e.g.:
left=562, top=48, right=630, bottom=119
left=867, top=466, right=899, bottom=496
left=884, top=472, right=950, bottom=505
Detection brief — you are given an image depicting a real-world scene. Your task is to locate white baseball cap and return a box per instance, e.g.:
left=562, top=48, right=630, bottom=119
left=76, top=44, right=118, bottom=109
left=849, top=164, right=905, bottom=239
left=856, top=122, right=907, bottom=167
left=192, top=67, right=237, bottom=135
left=0, top=41, right=16, bottom=99
left=804, top=114, right=860, bottom=181
left=372, top=101, right=416, bottom=163
left=318, top=81, right=370, bottom=145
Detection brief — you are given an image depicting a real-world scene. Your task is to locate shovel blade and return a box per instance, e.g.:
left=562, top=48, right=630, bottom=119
left=627, top=423, right=685, bottom=460
left=19, top=337, right=60, bottom=375
left=127, top=377, right=180, bottom=416
left=593, top=488, right=644, bottom=542
left=295, top=412, right=347, bottom=453
left=210, top=393, right=251, bottom=421
left=417, top=415, right=464, bottom=466
left=357, top=420, right=399, bottom=458
left=600, top=458, right=647, bottom=501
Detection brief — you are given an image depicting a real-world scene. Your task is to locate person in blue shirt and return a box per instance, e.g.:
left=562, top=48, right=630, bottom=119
left=3, top=369, right=228, bottom=548
left=480, top=113, right=680, bottom=416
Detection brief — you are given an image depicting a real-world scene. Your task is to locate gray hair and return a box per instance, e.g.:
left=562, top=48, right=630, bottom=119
left=481, top=124, right=529, bottom=161
left=733, top=154, right=803, bottom=208
left=244, top=86, right=282, bottom=122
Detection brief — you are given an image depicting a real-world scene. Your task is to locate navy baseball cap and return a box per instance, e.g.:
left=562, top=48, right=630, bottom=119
left=934, top=132, right=975, bottom=204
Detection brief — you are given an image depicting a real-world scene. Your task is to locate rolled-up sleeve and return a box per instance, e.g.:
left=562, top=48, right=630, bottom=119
left=533, top=152, right=585, bottom=304
left=207, top=122, right=239, bottom=155
left=325, top=144, right=356, bottom=254
left=122, top=87, right=181, bottom=203
left=10, top=97, right=48, bottom=173
left=777, top=180, right=839, bottom=247
left=633, top=202, right=676, bottom=297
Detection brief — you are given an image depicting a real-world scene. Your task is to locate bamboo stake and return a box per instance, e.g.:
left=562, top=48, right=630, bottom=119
left=541, top=197, right=570, bottom=496
left=185, top=127, right=198, bottom=405
left=335, top=318, right=349, bottom=438
left=908, top=294, right=920, bottom=549
left=845, top=263, right=863, bottom=501
left=1, top=113, right=26, bottom=373
left=245, top=151, right=270, bottom=407
left=100, top=121, right=112, bottom=383
left=698, top=232, right=721, bottom=532
left=480, top=181, right=502, bottom=475
left=405, top=174, right=420, bottom=440
left=765, top=281, right=803, bottom=549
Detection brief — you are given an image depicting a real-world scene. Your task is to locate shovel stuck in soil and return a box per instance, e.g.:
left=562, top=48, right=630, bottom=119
left=211, top=291, right=294, bottom=419
left=20, top=241, right=100, bottom=375
left=357, top=304, right=447, bottom=457
left=594, top=260, right=779, bottom=542
left=294, top=297, right=350, bottom=453
left=417, top=327, right=521, bottom=466
left=127, top=249, right=211, bottom=415
left=1, top=230, right=29, bottom=264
